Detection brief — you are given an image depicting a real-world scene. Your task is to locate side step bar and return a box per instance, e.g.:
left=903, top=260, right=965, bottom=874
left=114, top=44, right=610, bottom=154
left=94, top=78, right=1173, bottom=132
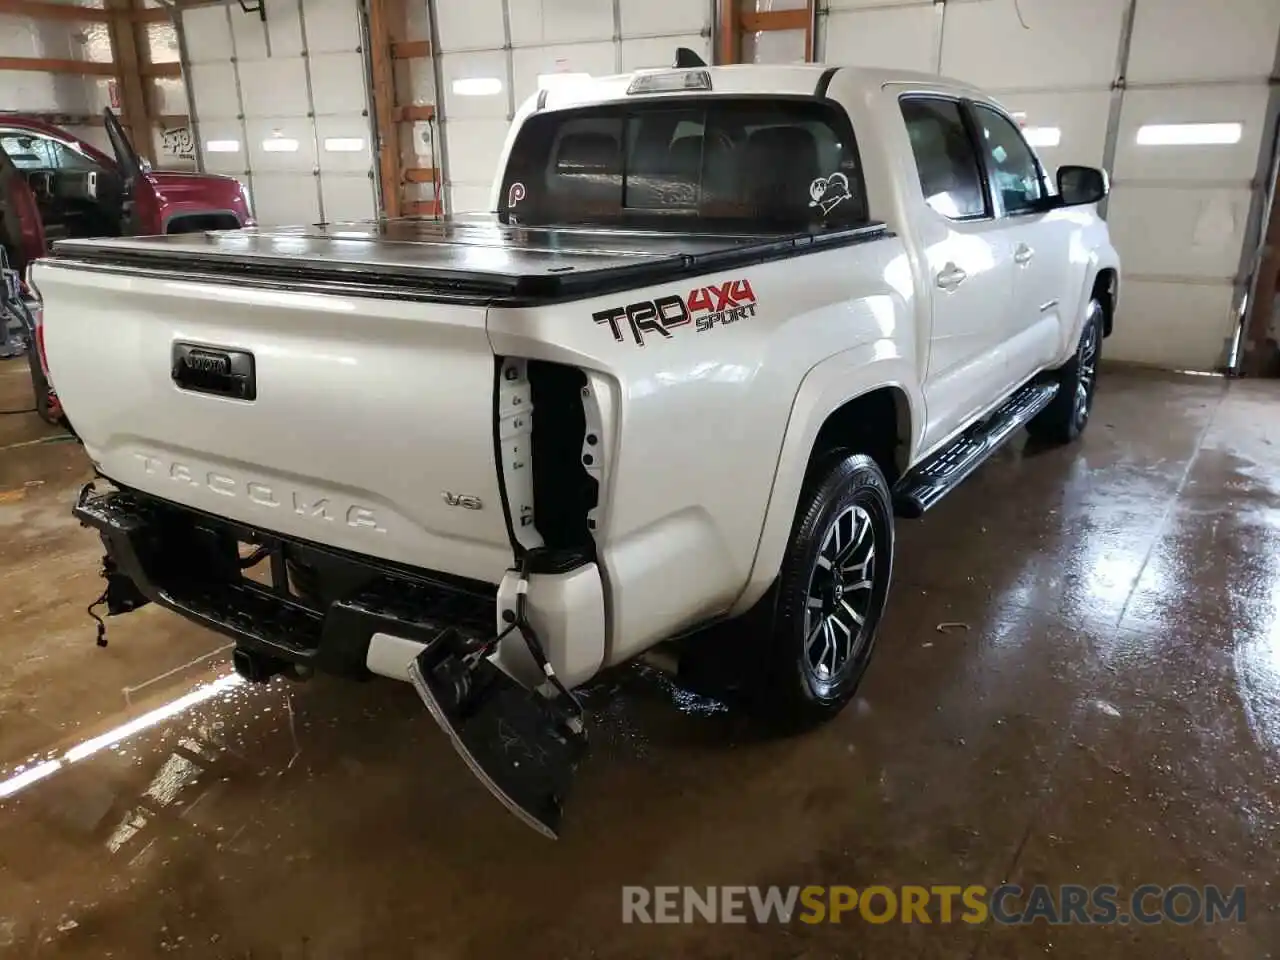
left=893, top=381, right=1059, bottom=518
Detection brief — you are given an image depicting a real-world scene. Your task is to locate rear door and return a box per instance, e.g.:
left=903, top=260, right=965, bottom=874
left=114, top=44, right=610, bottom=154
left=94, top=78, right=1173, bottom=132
left=899, top=96, right=1016, bottom=453
left=966, top=102, right=1069, bottom=387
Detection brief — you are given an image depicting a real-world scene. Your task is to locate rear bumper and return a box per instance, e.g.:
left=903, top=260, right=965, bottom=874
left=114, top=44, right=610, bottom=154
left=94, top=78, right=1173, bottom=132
left=74, top=484, right=496, bottom=679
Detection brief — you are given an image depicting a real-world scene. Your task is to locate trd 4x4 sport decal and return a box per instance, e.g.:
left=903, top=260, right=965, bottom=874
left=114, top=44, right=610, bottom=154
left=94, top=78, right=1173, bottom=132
left=592, top=278, right=758, bottom=347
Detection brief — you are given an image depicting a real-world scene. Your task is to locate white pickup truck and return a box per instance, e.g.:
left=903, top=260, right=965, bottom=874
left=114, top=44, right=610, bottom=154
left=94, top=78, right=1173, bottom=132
left=35, top=57, right=1119, bottom=837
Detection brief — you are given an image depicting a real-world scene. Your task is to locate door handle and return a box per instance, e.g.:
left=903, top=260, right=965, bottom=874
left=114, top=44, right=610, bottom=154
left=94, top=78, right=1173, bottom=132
left=1014, top=244, right=1035, bottom=265
left=936, top=263, right=967, bottom=290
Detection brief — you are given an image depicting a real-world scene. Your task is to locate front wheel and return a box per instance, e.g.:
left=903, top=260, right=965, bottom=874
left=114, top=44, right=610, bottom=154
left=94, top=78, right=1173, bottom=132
left=750, top=453, right=894, bottom=729
left=1027, top=298, right=1103, bottom=444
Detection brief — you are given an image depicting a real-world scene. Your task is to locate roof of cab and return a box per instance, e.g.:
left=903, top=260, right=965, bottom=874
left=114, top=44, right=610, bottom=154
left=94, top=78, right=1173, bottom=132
left=532, top=62, right=985, bottom=113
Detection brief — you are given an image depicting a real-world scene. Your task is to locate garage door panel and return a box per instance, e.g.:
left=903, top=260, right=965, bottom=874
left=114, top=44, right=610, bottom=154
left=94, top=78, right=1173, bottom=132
left=445, top=119, right=509, bottom=188
left=196, top=119, right=246, bottom=176
left=309, top=52, right=368, bottom=115
left=245, top=117, right=317, bottom=173
left=441, top=51, right=511, bottom=119
left=251, top=173, right=320, bottom=227
left=437, top=0, right=505, bottom=52
left=315, top=115, right=372, bottom=174
left=182, top=7, right=232, bottom=64
left=619, top=0, right=708, bottom=37
left=448, top=184, right=493, bottom=214
left=823, top=5, right=937, bottom=73
left=1112, top=87, right=1270, bottom=183
left=237, top=58, right=311, bottom=117
left=512, top=43, right=615, bottom=104
left=1107, top=185, right=1252, bottom=281
left=1107, top=280, right=1236, bottom=371
left=510, top=0, right=615, bottom=46
left=187, top=62, right=240, bottom=120
left=303, top=0, right=361, bottom=54
left=320, top=174, right=375, bottom=222
left=997, top=90, right=1111, bottom=170
left=621, top=35, right=708, bottom=72
left=1126, top=0, right=1280, bottom=84
left=229, top=9, right=269, bottom=62
left=941, top=0, right=1126, bottom=90
left=265, top=3, right=304, bottom=58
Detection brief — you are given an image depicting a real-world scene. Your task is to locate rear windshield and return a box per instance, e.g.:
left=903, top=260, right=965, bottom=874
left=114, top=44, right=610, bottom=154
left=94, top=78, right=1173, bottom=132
left=498, top=97, right=868, bottom=232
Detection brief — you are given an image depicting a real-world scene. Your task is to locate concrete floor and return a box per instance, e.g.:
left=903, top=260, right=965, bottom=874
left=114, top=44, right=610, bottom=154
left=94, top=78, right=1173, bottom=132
left=0, top=354, right=1278, bottom=958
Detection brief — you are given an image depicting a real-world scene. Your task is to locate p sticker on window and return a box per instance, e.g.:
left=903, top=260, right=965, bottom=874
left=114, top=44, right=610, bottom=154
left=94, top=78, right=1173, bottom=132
left=508, top=182, right=526, bottom=208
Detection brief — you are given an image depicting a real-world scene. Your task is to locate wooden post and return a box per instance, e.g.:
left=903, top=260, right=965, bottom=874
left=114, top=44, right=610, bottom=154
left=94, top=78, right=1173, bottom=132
left=367, top=0, right=404, bottom=218
left=718, top=0, right=739, bottom=66
left=105, top=0, right=155, bottom=163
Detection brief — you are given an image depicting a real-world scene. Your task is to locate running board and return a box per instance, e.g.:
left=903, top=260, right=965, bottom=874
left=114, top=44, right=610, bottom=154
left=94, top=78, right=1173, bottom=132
left=408, top=639, right=587, bottom=839
left=893, top=382, right=1059, bottom=518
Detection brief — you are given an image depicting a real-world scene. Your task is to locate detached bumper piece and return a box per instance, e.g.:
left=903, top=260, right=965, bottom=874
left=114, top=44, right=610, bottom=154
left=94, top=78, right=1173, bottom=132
left=409, top=641, right=586, bottom=839
left=72, top=484, right=494, bottom=677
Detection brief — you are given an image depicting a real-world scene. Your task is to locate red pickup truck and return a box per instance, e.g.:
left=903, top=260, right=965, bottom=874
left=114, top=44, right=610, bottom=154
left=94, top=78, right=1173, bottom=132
left=1, top=108, right=254, bottom=419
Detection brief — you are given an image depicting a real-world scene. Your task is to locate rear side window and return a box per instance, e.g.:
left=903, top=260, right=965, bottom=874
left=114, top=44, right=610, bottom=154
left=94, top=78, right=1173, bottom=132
left=899, top=98, right=987, bottom=220
left=499, top=98, right=868, bottom=231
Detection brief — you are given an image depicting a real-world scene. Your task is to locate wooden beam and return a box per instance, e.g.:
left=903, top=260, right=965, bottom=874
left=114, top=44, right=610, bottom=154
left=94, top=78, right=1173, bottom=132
left=740, top=8, right=810, bottom=32
left=8, top=111, right=188, bottom=127
left=804, top=0, right=816, bottom=61
left=141, top=61, right=182, bottom=77
left=0, top=57, right=116, bottom=76
left=717, top=0, right=739, bottom=65
left=403, top=167, right=437, bottom=184
left=106, top=0, right=154, bottom=163
left=395, top=104, right=435, bottom=123
left=391, top=40, right=430, bottom=59
left=367, top=0, right=404, bottom=217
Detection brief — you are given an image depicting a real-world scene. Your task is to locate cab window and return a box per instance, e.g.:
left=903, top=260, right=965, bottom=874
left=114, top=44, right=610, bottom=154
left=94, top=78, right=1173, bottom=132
left=0, top=131, right=99, bottom=172
left=899, top=98, right=988, bottom=220
left=969, top=104, right=1044, bottom=216
left=499, top=97, right=868, bottom=231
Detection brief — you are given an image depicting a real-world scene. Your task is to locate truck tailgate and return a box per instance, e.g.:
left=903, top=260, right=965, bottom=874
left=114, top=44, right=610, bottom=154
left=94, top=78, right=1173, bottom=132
left=36, top=259, right=513, bottom=585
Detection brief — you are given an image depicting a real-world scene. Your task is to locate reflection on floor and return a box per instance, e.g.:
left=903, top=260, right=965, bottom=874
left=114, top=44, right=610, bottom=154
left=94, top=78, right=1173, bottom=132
left=0, top=357, right=1278, bottom=958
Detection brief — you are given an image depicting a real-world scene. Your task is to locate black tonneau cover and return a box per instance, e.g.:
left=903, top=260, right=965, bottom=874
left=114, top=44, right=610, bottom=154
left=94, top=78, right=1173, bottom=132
left=49, top=213, right=889, bottom=305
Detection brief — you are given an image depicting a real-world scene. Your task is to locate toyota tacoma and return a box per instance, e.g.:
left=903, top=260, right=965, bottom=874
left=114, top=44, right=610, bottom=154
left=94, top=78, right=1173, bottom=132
left=33, top=58, right=1119, bottom=837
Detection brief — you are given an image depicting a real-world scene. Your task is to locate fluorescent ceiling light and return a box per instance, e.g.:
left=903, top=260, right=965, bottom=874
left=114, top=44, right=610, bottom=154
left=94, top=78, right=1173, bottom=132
left=452, top=77, right=502, bottom=96
left=1136, top=122, right=1242, bottom=146
left=262, top=137, right=300, bottom=152
left=205, top=139, right=240, bottom=153
left=538, top=72, right=591, bottom=91
left=323, top=137, right=365, bottom=152
left=1022, top=126, right=1061, bottom=148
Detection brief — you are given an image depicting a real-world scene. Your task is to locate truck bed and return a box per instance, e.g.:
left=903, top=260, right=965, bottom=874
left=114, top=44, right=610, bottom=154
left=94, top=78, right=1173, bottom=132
left=49, top=213, right=888, bottom=303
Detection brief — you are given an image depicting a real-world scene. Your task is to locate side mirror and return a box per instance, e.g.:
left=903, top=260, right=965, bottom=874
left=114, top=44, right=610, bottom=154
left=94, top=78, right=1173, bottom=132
left=1057, top=165, right=1108, bottom=206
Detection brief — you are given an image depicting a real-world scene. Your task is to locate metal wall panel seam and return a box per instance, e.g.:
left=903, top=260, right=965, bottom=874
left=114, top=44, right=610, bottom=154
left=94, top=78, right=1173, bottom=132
left=500, top=0, right=515, bottom=121
left=223, top=1, right=254, bottom=204
left=611, top=0, right=623, bottom=73
left=295, top=0, right=326, bottom=223
left=171, top=5, right=204, bottom=173
left=1098, top=0, right=1136, bottom=219
left=356, top=0, right=384, bottom=219
left=426, top=0, right=451, bottom=215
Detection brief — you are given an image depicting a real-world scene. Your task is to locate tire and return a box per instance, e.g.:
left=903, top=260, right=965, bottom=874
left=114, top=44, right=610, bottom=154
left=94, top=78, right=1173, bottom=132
left=750, top=453, right=894, bottom=729
left=1027, top=298, right=1103, bottom=445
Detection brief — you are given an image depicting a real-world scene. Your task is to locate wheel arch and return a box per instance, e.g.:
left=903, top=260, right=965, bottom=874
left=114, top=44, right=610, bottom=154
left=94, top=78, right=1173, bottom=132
left=729, top=345, right=920, bottom=617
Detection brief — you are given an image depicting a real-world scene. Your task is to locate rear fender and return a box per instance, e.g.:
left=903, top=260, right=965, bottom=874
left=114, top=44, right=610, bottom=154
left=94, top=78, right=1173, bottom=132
left=729, top=342, right=922, bottom=616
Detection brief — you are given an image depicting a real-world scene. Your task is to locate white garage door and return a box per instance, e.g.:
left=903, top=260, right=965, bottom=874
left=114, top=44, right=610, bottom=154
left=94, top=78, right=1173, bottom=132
left=435, top=0, right=714, bottom=213
left=816, top=0, right=1280, bottom=371
left=181, top=0, right=376, bottom=227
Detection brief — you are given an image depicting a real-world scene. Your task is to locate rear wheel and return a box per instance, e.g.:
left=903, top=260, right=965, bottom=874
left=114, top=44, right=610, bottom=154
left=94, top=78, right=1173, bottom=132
left=1027, top=298, right=1103, bottom=444
left=750, top=453, right=894, bottom=729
